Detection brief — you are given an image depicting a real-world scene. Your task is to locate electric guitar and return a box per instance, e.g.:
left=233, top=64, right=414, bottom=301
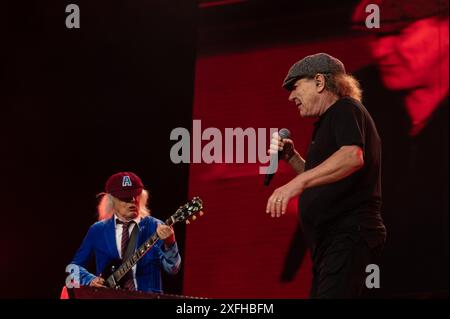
left=102, top=196, right=204, bottom=289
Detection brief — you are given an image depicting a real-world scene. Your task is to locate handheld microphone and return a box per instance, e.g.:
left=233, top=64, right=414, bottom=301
left=264, top=128, right=291, bottom=186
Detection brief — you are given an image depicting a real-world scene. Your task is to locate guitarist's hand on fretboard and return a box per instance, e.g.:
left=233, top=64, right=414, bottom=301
left=156, top=224, right=176, bottom=248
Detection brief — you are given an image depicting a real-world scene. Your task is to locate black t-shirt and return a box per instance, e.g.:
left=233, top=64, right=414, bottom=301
left=299, top=97, right=386, bottom=246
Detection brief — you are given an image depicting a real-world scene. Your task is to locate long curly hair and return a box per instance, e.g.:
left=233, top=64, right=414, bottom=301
left=323, top=73, right=363, bottom=102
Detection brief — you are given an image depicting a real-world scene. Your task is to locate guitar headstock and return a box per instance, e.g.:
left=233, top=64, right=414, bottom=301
left=171, top=196, right=204, bottom=225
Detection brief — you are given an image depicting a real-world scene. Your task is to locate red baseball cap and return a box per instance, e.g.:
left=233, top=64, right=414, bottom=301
left=105, top=172, right=144, bottom=200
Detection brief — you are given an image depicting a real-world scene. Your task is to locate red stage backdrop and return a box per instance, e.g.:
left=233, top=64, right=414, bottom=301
left=183, top=34, right=372, bottom=298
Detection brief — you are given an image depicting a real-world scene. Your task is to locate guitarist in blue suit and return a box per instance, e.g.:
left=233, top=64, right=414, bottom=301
left=67, top=172, right=181, bottom=293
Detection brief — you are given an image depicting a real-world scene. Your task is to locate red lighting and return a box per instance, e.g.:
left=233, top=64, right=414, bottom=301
left=199, top=0, right=247, bottom=9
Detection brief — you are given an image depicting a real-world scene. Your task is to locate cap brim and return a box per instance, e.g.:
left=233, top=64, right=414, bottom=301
left=110, top=187, right=143, bottom=200
left=351, top=20, right=414, bottom=33
left=282, top=77, right=299, bottom=91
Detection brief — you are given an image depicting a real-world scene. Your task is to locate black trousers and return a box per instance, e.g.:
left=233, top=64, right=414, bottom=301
left=310, top=228, right=382, bottom=299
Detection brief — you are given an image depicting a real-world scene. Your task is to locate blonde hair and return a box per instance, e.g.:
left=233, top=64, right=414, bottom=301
left=323, top=73, right=363, bottom=102
left=97, top=189, right=151, bottom=221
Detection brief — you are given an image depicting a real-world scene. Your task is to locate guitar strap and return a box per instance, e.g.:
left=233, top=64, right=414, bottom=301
left=122, top=223, right=139, bottom=263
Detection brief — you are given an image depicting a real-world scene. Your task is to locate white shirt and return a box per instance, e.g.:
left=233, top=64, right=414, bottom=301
left=114, top=215, right=141, bottom=288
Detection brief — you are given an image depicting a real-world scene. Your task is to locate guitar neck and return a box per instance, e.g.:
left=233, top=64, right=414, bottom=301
left=112, top=216, right=175, bottom=283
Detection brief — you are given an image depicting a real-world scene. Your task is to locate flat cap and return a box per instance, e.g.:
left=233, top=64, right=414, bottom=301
left=282, top=53, right=346, bottom=91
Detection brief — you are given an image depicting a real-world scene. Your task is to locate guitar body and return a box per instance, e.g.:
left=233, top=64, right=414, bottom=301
left=101, top=259, right=125, bottom=288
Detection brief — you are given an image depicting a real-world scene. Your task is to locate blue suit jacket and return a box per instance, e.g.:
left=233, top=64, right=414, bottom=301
left=69, top=215, right=181, bottom=293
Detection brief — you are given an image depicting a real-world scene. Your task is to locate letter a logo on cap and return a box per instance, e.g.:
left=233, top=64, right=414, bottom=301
left=122, top=175, right=132, bottom=187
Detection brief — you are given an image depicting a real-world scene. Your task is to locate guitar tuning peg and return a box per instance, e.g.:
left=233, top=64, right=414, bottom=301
left=199, top=211, right=204, bottom=216
left=192, top=215, right=197, bottom=221
left=185, top=220, right=190, bottom=225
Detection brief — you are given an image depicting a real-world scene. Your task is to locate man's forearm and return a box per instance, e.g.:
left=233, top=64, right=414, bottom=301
left=290, top=146, right=363, bottom=191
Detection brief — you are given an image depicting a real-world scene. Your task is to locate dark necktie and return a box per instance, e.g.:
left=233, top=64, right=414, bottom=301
left=117, top=220, right=136, bottom=291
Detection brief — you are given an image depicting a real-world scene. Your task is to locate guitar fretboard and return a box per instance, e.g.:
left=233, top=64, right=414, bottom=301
left=113, top=216, right=174, bottom=282
left=104, top=196, right=202, bottom=288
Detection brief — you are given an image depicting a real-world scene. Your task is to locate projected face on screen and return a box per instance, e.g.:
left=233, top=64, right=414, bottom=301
left=370, top=16, right=449, bottom=91
left=368, top=15, right=448, bottom=135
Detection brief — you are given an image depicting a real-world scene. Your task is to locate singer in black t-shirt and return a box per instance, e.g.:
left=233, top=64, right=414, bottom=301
left=266, top=53, right=386, bottom=298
